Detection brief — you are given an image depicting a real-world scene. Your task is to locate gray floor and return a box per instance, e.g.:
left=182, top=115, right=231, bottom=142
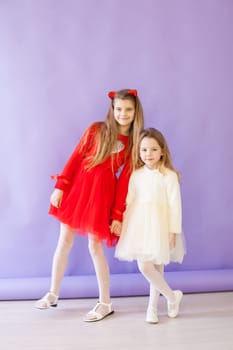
left=1, top=292, right=233, bottom=350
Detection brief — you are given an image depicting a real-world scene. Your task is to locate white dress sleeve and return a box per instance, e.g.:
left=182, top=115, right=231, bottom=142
left=165, top=171, right=182, bottom=234
left=125, top=173, right=136, bottom=207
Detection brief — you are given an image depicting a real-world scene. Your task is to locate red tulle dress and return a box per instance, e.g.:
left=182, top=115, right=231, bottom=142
left=49, top=122, right=131, bottom=247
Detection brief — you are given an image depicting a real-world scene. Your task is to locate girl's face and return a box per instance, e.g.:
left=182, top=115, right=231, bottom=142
left=140, top=137, right=163, bottom=169
left=113, top=98, right=135, bottom=134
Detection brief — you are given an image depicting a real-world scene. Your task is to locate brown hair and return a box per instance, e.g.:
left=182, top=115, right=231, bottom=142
left=87, top=89, right=144, bottom=169
left=135, top=128, right=180, bottom=180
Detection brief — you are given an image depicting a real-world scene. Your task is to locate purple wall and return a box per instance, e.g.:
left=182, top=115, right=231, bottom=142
left=1, top=0, right=233, bottom=299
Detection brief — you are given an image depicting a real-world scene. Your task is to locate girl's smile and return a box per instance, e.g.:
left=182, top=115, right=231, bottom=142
left=114, top=98, right=135, bottom=134
left=140, top=137, right=163, bottom=169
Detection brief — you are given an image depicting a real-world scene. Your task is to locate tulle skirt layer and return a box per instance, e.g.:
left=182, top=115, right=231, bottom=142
left=115, top=202, right=185, bottom=264
left=49, top=165, right=119, bottom=247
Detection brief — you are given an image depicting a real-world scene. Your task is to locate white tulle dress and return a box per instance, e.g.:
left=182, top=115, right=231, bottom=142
left=115, top=166, right=185, bottom=265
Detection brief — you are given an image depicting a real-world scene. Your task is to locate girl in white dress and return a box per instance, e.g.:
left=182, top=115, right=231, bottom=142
left=114, top=128, right=185, bottom=323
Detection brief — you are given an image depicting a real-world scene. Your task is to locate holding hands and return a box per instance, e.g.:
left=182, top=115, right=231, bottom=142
left=110, top=220, right=122, bottom=236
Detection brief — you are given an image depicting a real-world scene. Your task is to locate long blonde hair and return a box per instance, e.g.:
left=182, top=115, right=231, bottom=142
left=135, top=128, right=180, bottom=180
left=87, top=89, right=144, bottom=169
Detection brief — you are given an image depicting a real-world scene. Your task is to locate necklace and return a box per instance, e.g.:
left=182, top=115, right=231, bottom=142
left=111, top=140, right=125, bottom=154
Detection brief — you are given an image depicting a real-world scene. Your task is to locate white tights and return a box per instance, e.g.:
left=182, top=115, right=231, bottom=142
left=49, top=223, right=110, bottom=304
left=137, top=260, right=175, bottom=309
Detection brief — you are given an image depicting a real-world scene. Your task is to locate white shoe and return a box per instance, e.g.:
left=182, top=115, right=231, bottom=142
left=168, top=290, right=183, bottom=318
left=146, top=308, right=159, bottom=324
left=34, top=291, right=58, bottom=309
left=83, top=301, right=114, bottom=322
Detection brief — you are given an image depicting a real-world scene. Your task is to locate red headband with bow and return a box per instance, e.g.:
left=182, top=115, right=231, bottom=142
left=108, top=89, right=138, bottom=99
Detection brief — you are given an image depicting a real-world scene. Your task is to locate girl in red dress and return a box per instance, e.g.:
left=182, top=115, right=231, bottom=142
left=35, top=89, right=144, bottom=322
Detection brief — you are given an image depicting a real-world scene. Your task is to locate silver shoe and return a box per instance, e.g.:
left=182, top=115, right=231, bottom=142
left=146, top=307, right=159, bottom=324
left=83, top=301, right=114, bottom=322
left=34, top=291, right=58, bottom=309
left=168, top=290, right=183, bottom=318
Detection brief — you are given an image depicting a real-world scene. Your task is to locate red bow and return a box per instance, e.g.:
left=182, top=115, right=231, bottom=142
left=128, top=89, right=138, bottom=97
left=108, top=91, right=116, bottom=99
left=108, top=89, right=138, bottom=100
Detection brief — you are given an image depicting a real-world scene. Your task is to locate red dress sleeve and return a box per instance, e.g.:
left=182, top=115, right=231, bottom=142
left=52, top=123, right=98, bottom=192
left=111, top=158, right=131, bottom=222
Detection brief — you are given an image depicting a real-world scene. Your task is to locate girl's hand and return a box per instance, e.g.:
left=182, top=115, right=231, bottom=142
left=110, top=220, right=122, bottom=236
left=169, top=233, right=176, bottom=250
left=50, top=189, right=64, bottom=208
